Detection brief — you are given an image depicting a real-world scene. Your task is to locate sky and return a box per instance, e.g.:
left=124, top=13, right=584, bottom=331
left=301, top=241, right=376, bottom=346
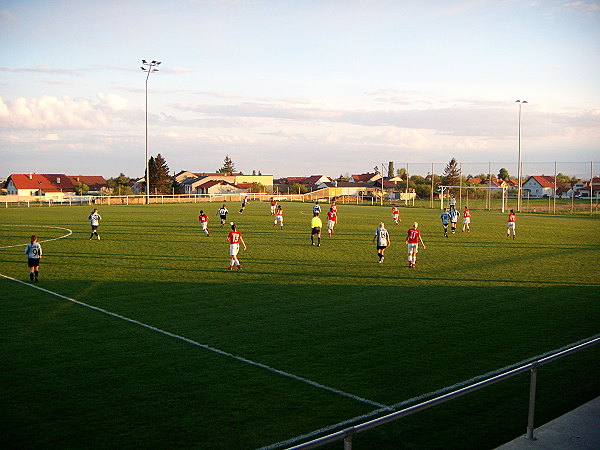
left=1, top=0, right=599, bottom=180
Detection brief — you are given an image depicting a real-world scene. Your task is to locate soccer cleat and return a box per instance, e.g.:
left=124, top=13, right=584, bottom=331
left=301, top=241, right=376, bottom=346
left=237, top=267, right=242, bottom=272
left=97, top=235, right=100, bottom=240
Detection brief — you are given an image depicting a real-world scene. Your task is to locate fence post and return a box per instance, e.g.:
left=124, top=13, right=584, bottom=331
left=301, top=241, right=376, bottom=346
left=525, top=364, right=538, bottom=441
left=343, top=430, right=354, bottom=450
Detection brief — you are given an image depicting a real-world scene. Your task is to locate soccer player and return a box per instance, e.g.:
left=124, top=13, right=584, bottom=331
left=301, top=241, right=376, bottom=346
left=373, top=222, right=390, bottom=264
left=239, top=197, right=248, bottom=214
left=449, top=205, right=460, bottom=234
left=405, top=222, right=426, bottom=268
left=507, top=209, right=517, bottom=239
left=449, top=193, right=456, bottom=209
left=270, top=197, right=277, bottom=215
left=24, top=235, right=42, bottom=282
left=313, top=201, right=321, bottom=215
left=274, top=205, right=284, bottom=229
left=462, top=206, right=471, bottom=232
left=88, top=208, right=102, bottom=240
left=227, top=223, right=247, bottom=271
left=199, top=210, right=210, bottom=236
left=310, top=212, right=322, bottom=246
left=218, top=204, right=229, bottom=228
left=326, top=207, right=337, bottom=236
left=391, top=204, right=400, bottom=225
left=440, top=208, right=451, bottom=237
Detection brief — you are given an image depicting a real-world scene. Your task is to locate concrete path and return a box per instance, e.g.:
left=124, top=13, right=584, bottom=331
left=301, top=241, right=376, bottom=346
left=497, top=396, right=600, bottom=450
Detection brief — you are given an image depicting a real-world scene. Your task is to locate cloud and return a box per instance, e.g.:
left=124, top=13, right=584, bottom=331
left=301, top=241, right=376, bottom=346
left=0, top=95, right=109, bottom=129
left=563, top=1, right=600, bottom=12
left=44, top=133, right=59, bottom=141
left=0, top=66, right=85, bottom=77
left=97, top=93, right=128, bottom=111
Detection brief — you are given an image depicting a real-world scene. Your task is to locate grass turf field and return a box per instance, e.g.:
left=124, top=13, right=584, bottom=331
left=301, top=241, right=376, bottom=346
left=1, top=202, right=599, bottom=449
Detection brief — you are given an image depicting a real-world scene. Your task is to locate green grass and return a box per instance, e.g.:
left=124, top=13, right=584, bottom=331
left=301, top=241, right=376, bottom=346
left=1, top=202, right=599, bottom=449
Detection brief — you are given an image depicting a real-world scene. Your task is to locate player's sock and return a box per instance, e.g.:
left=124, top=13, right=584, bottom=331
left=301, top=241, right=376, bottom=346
left=29, top=272, right=34, bottom=281
left=34, top=270, right=39, bottom=281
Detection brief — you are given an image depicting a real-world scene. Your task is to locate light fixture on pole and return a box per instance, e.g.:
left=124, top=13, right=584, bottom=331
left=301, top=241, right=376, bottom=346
left=141, top=60, right=161, bottom=204
left=516, top=99, right=527, bottom=212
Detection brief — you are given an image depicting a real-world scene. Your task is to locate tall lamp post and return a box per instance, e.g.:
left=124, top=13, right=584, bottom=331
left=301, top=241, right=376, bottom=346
left=141, top=59, right=161, bottom=204
left=516, top=99, right=527, bottom=212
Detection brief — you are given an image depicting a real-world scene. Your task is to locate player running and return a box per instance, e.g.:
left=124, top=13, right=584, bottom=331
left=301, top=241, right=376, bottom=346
left=218, top=204, right=229, bottom=228
left=227, top=223, right=247, bottom=271
left=326, top=207, right=337, bottom=236
left=440, top=208, right=451, bottom=237
left=406, top=222, right=426, bottom=268
left=24, top=235, right=42, bottom=282
left=199, top=210, right=210, bottom=236
left=507, top=209, right=517, bottom=239
left=270, top=197, right=277, bottom=215
left=462, top=206, right=471, bottom=232
left=449, top=205, right=460, bottom=234
left=239, top=197, right=248, bottom=214
left=310, top=212, right=322, bottom=246
left=88, top=208, right=102, bottom=240
left=373, top=222, right=390, bottom=264
left=273, top=205, right=284, bottom=229
left=391, top=204, right=400, bottom=225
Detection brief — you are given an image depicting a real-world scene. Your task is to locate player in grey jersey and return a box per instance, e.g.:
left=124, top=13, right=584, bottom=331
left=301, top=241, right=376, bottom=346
left=88, top=209, right=102, bottom=239
left=24, top=235, right=42, bottom=282
left=373, top=222, right=391, bottom=264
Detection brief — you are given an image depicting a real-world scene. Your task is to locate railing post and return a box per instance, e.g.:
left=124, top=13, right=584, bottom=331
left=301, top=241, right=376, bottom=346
left=525, top=364, right=538, bottom=440
left=343, top=429, right=354, bottom=450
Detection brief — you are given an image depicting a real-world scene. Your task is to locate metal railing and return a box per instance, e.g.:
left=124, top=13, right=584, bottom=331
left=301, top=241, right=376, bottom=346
left=288, top=336, right=600, bottom=449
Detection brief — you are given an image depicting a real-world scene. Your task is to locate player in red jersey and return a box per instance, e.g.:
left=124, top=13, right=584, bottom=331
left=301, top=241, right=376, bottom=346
left=273, top=205, right=284, bottom=229
left=391, top=204, right=400, bottom=225
left=326, top=207, right=337, bottom=236
left=405, top=222, right=426, bottom=268
left=462, top=206, right=471, bottom=232
left=227, top=223, right=247, bottom=271
left=507, top=209, right=516, bottom=239
left=270, top=197, right=277, bottom=215
left=198, top=210, right=210, bottom=236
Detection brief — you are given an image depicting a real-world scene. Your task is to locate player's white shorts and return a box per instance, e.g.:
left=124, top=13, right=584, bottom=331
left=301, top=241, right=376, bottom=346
left=327, top=220, right=335, bottom=229
left=392, top=214, right=399, bottom=221
left=230, top=243, right=240, bottom=256
left=507, top=222, right=516, bottom=230
left=201, top=222, right=208, bottom=230
left=275, top=215, right=283, bottom=225
left=270, top=206, right=276, bottom=214
left=407, top=243, right=419, bottom=254
left=463, top=217, right=471, bottom=224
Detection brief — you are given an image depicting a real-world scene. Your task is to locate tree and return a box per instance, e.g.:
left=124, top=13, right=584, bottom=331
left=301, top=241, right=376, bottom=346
left=442, top=158, right=461, bottom=186
left=498, top=168, right=510, bottom=181
left=148, top=154, right=171, bottom=194
left=74, top=182, right=89, bottom=195
left=218, top=155, right=236, bottom=176
left=387, top=161, right=395, bottom=178
left=396, top=168, right=407, bottom=180
left=290, top=183, right=308, bottom=194
left=336, top=173, right=350, bottom=182
left=373, top=166, right=380, bottom=174
left=248, top=182, right=265, bottom=193
left=107, top=173, right=132, bottom=195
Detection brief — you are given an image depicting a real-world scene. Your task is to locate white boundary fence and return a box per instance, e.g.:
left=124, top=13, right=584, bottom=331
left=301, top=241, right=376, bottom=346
left=285, top=335, right=600, bottom=449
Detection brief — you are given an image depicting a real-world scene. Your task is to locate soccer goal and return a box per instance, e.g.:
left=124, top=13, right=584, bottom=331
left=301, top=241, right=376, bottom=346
left=439, top=185, right=509, bottom=212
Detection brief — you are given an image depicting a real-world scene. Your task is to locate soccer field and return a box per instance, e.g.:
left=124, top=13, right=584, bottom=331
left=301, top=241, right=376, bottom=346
left=1, top=202, right=599, bottom=449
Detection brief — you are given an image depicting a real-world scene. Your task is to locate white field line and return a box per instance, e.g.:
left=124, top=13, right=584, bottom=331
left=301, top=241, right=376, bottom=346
left=0, top=225, right=73, bottom=249
left=0, top=272, right=390, bottom=411
left=261, top=332, right=600, bottom=449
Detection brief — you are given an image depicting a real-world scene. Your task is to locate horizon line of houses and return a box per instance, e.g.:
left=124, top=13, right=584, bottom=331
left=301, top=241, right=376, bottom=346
left=2, top=171, right=599, bottom=199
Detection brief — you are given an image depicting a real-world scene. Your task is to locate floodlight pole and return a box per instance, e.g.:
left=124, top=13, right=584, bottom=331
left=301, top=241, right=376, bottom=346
left=141, top=60, right=161, bottom=204
left=516, top=100, right=527, bottom=212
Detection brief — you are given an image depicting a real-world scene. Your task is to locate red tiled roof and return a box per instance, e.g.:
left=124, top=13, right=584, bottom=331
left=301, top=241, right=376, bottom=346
left=8, top=174, right=67, bottom=192
left=528, top=175, right=556, bottom=188
left=68, top=175, right=107, bottom=190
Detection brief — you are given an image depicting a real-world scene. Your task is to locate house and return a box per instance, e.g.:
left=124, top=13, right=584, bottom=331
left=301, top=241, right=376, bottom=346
left=522, top=176, right=556, bottom=198
left=572, top=178, right=600, bottom=198
left=349, top=172, right=381, bottom=183
left=5, top=173, right=108, bottom=197
left=177, top=172, right=273, bottom=194
left=68, top=175, right=108, bottom=193
left=194, top=179, right=240, bottom=195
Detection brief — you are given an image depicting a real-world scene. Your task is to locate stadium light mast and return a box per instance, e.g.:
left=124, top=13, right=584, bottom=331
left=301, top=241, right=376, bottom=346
left=516, top=100, right=527, bottom=212
left=141, top=59, right=161, bottom=204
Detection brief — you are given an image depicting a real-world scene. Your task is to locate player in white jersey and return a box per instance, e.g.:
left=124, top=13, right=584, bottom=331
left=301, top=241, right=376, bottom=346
left=313, top=201, right=321, bottom=215
left=24, top=235, right=42, bottom=282
left=273, top=205, right=284, bottom=228
left=88, top=209, right=102, bottom=240
left=373, top=222, right=391, bottom=264
left=218, top=205, right=229, bottom=228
